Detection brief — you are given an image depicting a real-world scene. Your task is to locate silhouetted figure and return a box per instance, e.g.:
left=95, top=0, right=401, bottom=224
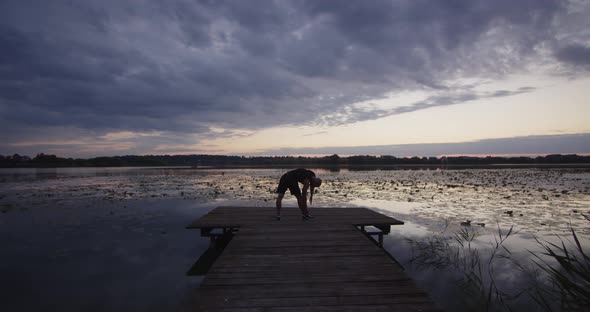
left=275, top=168, right=322, bottom=220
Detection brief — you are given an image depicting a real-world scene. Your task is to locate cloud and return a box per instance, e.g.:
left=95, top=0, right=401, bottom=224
left=321, top=86, right=536, bottom=125
left=255, top=133, right=590, bottom=157
left=0, top=0, right=588, bottom=152
left=100, top=131, right=164, bottom=141
left=555, top=44, right=590, bottom=66
left=302, top=131, right=329, bottom=137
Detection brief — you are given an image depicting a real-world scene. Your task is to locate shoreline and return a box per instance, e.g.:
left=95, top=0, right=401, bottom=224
left=2, top=163, right=590, bottom=170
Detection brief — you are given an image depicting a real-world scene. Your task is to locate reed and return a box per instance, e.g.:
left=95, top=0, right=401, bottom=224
left=527, top=228, right=590, bottom=311
left=405, top=223, right=589, bottom=311
left=405, top=223, right=518, bottom=311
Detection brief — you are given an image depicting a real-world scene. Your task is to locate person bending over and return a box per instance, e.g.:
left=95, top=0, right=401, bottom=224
left=275, top=168, right=322, bottom=220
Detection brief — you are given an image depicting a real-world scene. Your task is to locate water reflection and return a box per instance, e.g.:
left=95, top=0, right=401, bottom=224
left=1, top=167, right=589, bottom=311
left=0, top=199, right=212, bottom=311
left=350, top=198, right=427, bottom=215
left=354, top=198, right=589, bottom=311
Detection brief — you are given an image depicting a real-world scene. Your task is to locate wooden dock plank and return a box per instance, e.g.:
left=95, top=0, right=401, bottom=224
left=186, top=207, right=403, bottom=229
left=196, top=293, right=432, bottom=306
left=186, top=207, right=439, bottom=311
left=189, top=304, right=440, bottom=312
left=201, top=273, right=411, bottom=286
left=205, top=266, right=406, bottom=279
left=195, top=284, right=428, bottom=300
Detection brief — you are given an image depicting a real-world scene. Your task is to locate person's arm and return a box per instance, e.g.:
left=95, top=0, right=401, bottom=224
left=309, top=185, right=314, bottom=204
left=302, top=179, right=310, bottom=202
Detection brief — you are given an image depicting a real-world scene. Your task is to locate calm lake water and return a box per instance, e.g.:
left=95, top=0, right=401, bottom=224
left=1, top=167, right=589, bottom=311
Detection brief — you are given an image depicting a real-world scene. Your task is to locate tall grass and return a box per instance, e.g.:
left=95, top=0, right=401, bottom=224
left=526, top=228, right=590, bottom=311
left=406, top=222, right=518, bottom=311
left=405, top=222, right=590, bottom=312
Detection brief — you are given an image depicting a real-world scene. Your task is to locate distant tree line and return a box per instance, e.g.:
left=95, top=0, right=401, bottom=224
left=1, top=153, right=589, bottom=168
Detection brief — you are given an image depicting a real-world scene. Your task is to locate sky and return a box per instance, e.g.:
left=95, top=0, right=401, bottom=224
left=1, top=0, right=589, bottom=158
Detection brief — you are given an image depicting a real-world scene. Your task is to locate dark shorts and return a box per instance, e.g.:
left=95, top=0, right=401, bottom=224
left=276, top=175, right=301, bottom=197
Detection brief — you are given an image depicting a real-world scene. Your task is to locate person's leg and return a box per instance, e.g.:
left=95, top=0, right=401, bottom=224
left=295, top=194, right=310, bottom=217
left=275, top=174, right=289, bottom=220
left=288, top=183, right=308, bottom=217
left=275, top=193, right=284, bottom=219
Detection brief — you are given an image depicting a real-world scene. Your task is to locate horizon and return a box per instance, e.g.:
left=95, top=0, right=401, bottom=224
left=1, top=1, right=589, bottom=157
left=5, top=132, right=590, bottom=159
left=5, top=150, right=590, bottom=160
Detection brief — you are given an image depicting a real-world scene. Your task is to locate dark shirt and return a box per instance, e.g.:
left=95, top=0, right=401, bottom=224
left=284, top=168, right=315, bottom=183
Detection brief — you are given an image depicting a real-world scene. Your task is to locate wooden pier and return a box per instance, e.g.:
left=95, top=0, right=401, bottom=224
left=185, top=207, right=440, bottom=311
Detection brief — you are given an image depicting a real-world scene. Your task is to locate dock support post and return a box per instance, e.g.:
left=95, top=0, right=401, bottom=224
left=186, top=227, right=238, bottom=276
left=357, top=225, right=389, bottom=248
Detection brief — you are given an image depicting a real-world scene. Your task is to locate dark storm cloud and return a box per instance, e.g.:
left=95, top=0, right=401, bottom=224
left=0, top=0, right=588, bottom=154
left=256, top=133, right=590, bottom=157
left=555, top=44, right=590, bottom=66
